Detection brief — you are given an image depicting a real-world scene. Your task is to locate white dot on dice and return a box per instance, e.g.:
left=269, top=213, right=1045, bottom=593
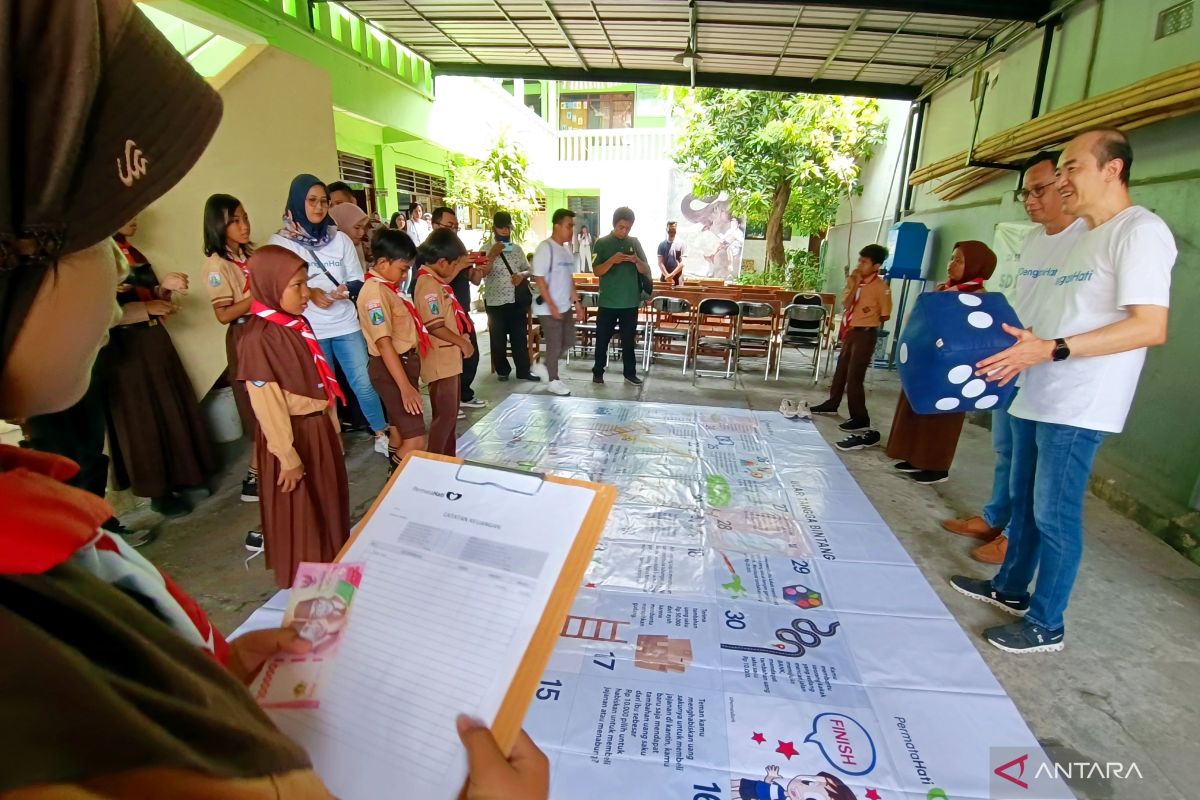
left=967, top=311, right=993, bottom=329
left=947, top=365, right=972, bottom=384
left=899, top=343, right=908, bottom=363
left=935, top=397, right=961, bottom=411
left=958, top=294, right=983, bottom=307
left=962, top=378, right=986, bottom=398
left=975, top=395, right=999, bottom=410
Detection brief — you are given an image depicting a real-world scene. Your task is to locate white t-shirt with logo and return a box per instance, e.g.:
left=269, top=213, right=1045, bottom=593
left=1010, top=206, right=1175, bottom=433
left=268, top=231, right=365, bottom=340
left=1012, top=218, right=1086, bottom=331
left=531, top=238, right=576, bottom=313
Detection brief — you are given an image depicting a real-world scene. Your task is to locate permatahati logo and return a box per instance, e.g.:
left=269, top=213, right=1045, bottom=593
left=413, top=487, right=463, bottom=501
left=990, top=747, right=1143, bottom=799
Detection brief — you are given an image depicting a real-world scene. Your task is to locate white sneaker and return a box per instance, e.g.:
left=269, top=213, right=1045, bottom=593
left=373, top=434, right=389, bottom=456
left=795, top=401, right=812, bottom=420
left=460, top=398, right=487, bottom=409
left=547, top=379, right=571, bottom=396
left=457, top=409, right=467, bottom=420
left=530, top=361, right=550, bottom=381
left=779, top=399, right=798, bottom=419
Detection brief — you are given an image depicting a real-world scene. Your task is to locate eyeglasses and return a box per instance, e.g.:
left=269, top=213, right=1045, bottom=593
left=1016, top=180, right=1059, bottom=202
left=434, top=220, right=460, bottom=231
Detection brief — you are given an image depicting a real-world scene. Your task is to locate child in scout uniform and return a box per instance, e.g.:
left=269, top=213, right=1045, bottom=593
left=237, top=245, right=351, bottom=589
left=357, top=229, right=431, bottom=469
left=202, top=193, right=260, bottom=502
left=412, top=227, right=475, bottom=456
left=812, top=244, right=892, bottom=433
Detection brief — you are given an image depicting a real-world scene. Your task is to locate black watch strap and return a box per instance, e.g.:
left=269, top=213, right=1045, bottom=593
left=1052, top=337, right=1070, bottom=362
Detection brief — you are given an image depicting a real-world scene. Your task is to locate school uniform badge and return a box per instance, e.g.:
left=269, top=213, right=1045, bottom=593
left=424, top=293, right=440, bottom=315
left=208, top=272, right=222, bottom=287
left=367, top=299, right=385, bottom=325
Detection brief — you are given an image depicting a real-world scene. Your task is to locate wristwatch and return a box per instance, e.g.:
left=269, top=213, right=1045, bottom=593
left=1051, top=337, right=1071, bottom=362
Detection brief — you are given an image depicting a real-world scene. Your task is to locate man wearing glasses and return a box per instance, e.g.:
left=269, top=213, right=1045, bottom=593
left=941, top=151, right=1083, bottom=564
left=429, top=206, right=486, bottom=411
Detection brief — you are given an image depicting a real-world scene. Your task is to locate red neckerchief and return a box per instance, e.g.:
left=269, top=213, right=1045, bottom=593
left=368, top=271, right=433, bottom=356
left=116, top=238, right=156, bottom=302
left=231, top=256, right=251, bottom=293
left=840, top=272, right=879, bottom=341
left=0, top=445, right=229, bottom=664
left=939, top=277, right=985, bottom=293
left=416, top=266, right=474, bottom=334
left=250, top=300, right=347, bottom=405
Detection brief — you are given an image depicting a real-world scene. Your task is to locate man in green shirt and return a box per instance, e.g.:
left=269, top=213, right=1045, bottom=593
left=591, top=206, right=651, bottom=385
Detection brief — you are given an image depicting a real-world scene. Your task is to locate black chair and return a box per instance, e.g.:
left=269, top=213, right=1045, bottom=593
left=574, top=290, right=600, bottom=359
left=775, top=304, right=827, bottom=382
left=690, top=297, right=741, bottom=385
left=735, top=300, right=777, bottom=380
left=645, top=296, right=693, bottom=374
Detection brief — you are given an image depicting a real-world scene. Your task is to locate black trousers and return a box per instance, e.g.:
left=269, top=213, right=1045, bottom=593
left=827, top=326, right=878, bottom=424
left=486, top=302, right=531, bottom=377
left=460, top=327, right=480, bottom=402
left=592, top=307, right=640, bottom=379
left=26, top=361, right=110, bottom=499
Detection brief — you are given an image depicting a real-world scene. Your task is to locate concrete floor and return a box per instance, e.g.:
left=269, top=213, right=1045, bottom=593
left=128, top=341, right=1200, bottom=800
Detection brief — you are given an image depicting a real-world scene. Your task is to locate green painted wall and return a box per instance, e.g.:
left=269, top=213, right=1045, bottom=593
left=897, top=0, right=1200, bottom=513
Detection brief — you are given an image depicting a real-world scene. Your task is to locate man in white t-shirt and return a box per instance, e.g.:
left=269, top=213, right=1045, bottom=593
left=530, top=208, right=583, bottom=396
left=952, top=129, right=1175, bottom=654
left=941, top=151, right=1085, bottom=564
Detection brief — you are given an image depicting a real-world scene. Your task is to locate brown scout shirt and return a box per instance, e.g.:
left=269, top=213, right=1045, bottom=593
left=204, top=252, right=250, bottom=311
left=841, top=273, right=892, bottom=328
left=356, top=275, right=419, bottom=358
left=245, top=383, right=336, bottom=471
left=413, top=271, right=463, bottom=385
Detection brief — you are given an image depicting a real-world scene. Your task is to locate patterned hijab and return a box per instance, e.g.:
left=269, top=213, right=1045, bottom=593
left=277, top=174, right=334, bottom=248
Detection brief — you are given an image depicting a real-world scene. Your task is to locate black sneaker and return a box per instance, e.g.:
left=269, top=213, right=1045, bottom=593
left=838, top=418, right=870, bottom=432
left=517, top=373, right=541, bottom=382
left=948, top=576, right=1029, bottom=616
left=240, top=471, right=259, bottom=503
left=592, top=374, right=604, bottom=384
left=835, top=430, right=880, bottom=451
left=151, top=492, right=192, bottom=519
left=912, top=470, right=949, bottom=485
left=497, top=374, right=510, bottom=382
left=624, top=375, right=643, bottom=386
left=984, top=619, right=1065, bottom=654
left=810, top=401, right=839, bottom=415
left=245, top=530, right=264, bottom=553
left=101, top=517, right=157, bottom=548
left=893, top=461, right=920, bottom=473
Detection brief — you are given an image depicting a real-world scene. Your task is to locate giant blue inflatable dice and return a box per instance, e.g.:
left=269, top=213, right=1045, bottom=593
left=897, top=292, right=1022, bottom=415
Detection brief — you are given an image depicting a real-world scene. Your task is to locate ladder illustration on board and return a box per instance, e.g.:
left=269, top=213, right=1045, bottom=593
left=561, top=614, right=628, bottom=643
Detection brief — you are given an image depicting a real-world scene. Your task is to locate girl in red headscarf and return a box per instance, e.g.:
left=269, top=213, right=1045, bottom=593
left=237, top=245, right=350, bottom=588
left=883, top=241, right=998, bottom=484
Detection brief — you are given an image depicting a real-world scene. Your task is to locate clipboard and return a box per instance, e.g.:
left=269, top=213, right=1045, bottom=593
left=335, top=450, right=616, bottom=758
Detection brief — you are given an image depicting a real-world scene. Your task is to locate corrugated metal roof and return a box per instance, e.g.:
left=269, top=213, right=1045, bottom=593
left=342, top=0, right=1049, bottom=99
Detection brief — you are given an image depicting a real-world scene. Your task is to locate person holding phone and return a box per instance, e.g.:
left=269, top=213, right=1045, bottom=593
left=482, top=211, right=539, bottom=383
left=591, top=206, right=651, bottom=386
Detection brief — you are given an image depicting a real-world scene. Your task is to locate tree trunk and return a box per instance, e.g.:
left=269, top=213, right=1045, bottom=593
left=764, top=179, right=790, bottom=268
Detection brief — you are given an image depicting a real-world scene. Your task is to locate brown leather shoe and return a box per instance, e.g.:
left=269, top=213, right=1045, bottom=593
left=972, top=533, right=1008, bottom=564
left=940, top=515, right=1002, bottom=540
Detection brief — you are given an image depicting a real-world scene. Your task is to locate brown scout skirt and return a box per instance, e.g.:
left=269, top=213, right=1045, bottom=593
left=100, top=322, right=217, bottom=498
left=884, top=389, right=967, bottom=473
left=256, top=410, right=350, bottom=589
left=367, top=350, right=426, bottom=440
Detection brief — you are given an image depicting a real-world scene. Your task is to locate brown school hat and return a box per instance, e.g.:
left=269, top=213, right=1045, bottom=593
left=0, top=0, right=222, bottom=366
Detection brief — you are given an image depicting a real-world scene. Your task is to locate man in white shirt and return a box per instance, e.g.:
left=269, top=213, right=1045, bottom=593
left=941, top=151, right=1085, bottom=564
left=952, top=129, right=1175, bottom=654
left=530, top=208, right=583, bottom=396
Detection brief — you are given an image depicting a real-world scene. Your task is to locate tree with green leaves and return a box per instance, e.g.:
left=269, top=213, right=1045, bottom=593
left=445, top=134, right=544, bottom=242
left=673, top=89, right=885, bottom=269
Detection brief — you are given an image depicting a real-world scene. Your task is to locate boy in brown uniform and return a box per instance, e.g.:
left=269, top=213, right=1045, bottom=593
left=412, top=228, right=475, bottom=456
left=357, top=229, right=429, bottom=468
left=812, top=244, right=891, bottom=436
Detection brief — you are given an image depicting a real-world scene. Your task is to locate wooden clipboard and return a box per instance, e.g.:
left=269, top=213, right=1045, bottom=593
left=336, top=450, right=616, bottom=757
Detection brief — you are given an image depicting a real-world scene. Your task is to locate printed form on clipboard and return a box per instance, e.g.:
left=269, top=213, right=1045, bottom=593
left=266, top=452, right=615, bottom=800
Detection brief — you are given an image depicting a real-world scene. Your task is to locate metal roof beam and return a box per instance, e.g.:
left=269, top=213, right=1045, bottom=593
left=394, top=0, right=481, bottom=63
left=589, top=0, right=623, bottom=68
left=432, top=63, right=922, bottom=101
left=771, top=8, right=804, bottom=77
left=713, top=0, right=1050, bottom=22
left=852, top=11, right=914, bottom=80
left=491, top=1, right=552, bottom=66
left=542, top=0, right=589, bottom=70
left=810, top=8, right=867, bottom=82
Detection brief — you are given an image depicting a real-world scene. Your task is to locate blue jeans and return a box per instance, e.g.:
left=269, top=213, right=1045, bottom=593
left=981, top=391, right=1017, bottom=530
left=318, top=332, right=386, bottom=433
left=993, top=417, right=1106, bottom=631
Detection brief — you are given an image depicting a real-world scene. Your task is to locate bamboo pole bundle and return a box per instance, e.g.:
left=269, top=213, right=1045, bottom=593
left=910, top=61, right=1200, bottom=188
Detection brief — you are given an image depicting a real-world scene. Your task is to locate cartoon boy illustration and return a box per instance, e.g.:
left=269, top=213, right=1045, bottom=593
left=733, top=767, right=859, bottom=800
